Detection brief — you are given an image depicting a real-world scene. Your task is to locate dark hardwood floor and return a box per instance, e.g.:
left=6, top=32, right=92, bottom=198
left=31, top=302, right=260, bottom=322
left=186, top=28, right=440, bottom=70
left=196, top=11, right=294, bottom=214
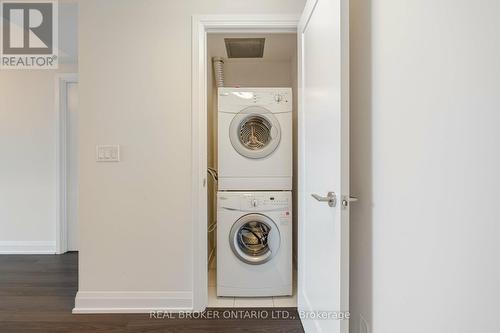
left=0, top=253, right=304, bottom=332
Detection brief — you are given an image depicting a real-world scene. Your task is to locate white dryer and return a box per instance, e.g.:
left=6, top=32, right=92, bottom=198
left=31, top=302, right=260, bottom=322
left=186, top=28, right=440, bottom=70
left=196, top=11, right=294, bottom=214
left=217, top=191, right=292, bottom=297
left=218, top=88, right=292, bottom=190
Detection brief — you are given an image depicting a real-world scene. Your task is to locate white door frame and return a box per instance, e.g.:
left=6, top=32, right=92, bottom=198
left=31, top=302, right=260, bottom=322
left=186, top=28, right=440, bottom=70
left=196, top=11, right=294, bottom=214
left=55, top=73, right=79, bottom=254
left=191, top=15, right=299, bottom=311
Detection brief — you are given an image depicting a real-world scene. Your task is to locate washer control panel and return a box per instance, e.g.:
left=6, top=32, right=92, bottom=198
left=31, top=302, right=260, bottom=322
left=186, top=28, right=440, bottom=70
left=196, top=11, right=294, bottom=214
left=218, top=192, right=291, bottom=212
left=244, top=193, right=290, bottom=211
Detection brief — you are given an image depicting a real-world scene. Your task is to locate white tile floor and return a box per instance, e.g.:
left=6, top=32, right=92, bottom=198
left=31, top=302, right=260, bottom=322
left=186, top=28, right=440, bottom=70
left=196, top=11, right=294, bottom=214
left=207, top=267, right=297, bottom=308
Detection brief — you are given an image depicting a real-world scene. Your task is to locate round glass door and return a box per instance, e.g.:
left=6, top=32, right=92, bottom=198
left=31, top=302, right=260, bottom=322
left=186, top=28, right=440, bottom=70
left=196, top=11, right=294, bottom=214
left=229, top=213, right=280, bottom=265
left=229, top=106, right=281, bottom=159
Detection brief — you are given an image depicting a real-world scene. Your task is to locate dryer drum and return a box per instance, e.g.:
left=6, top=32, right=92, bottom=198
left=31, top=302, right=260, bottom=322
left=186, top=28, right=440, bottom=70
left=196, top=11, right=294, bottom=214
left=239, top=115, right=272, bottom=150
left=228, top=106, right=282, bottom=160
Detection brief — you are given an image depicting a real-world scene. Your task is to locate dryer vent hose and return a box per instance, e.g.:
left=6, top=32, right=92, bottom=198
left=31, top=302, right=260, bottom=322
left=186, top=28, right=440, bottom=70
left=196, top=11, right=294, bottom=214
left=212, top=57, right=225, bottom=88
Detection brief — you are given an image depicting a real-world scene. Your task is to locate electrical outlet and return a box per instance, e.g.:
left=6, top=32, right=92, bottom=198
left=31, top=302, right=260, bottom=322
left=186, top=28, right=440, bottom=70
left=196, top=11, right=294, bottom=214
left=360, top=314, right=369, bottom=333
left=96, top=145, right=120, bottom=162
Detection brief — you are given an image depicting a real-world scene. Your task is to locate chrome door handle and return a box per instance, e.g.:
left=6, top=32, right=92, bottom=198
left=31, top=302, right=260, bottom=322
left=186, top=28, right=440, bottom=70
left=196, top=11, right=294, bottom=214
left=341, top=195, right=359, bottom=208
left=311, top=192, right=337, bottom=207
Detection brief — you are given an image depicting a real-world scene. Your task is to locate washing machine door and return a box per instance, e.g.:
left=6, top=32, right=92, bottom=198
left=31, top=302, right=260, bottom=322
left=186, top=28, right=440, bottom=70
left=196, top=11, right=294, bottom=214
left=229, top=213, right=280, bottom=265
left=229, top=106, right=281, bottom=159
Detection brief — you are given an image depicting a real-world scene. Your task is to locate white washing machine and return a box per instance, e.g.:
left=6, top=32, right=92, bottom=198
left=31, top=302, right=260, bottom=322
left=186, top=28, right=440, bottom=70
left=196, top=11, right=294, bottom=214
left=218, top=88, right=292, bottom=191
left=217, top=191, right=292, bottom=297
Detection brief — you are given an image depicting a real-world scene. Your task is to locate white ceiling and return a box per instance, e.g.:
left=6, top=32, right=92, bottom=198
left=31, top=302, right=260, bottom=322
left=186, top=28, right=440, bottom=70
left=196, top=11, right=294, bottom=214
left=207, top=33, right=297, bottom=62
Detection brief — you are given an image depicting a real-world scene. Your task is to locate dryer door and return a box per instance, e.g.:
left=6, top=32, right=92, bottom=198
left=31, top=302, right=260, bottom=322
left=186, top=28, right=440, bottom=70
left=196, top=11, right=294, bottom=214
left=229, top=106, right=281, bottom=159
left=229, top=213, right=281, bottom=265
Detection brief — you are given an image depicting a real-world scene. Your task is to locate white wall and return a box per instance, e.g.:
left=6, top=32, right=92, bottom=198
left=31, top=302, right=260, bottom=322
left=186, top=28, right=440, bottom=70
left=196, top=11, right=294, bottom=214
left=0, top=1, right=78, bottom=254
left=223, top=61, right=294, bottom=87
left=0, top=65, right=78, bottom=254
left=0, top=71, right=56, bottom=253
left=76, top=0, right=305, bottom=310
left=350, top=0, right=500, bottom=332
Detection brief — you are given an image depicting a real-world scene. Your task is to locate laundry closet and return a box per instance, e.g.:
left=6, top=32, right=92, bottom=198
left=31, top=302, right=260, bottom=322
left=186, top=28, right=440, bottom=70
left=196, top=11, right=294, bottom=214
left=206, top=33, right=298, bottom=307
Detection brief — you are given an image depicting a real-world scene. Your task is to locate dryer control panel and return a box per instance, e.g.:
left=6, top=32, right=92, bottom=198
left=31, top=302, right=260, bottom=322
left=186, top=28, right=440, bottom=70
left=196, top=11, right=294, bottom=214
left=218, top=87, right=293, bottom=113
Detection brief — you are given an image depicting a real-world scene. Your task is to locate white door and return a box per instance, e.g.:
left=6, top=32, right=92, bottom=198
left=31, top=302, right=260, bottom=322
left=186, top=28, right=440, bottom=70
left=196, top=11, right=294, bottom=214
left=67, top=82, right=79, bottom=251
left=297, top=0, right=350, bottom=332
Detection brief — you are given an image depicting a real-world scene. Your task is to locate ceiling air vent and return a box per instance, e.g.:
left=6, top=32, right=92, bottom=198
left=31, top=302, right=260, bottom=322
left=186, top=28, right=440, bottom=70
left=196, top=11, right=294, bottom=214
left=224, top=38, right=265, bottom=58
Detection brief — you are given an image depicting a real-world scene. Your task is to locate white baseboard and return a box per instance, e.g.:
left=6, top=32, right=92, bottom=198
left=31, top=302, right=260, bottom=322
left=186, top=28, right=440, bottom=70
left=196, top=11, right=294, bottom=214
left=0, top=241, right=56, bottom=254
left=73, top=291, right=193, bottom=314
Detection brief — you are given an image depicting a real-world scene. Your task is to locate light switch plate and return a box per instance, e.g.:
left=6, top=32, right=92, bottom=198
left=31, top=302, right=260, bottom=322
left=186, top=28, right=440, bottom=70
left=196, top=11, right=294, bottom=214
left=96, top=145, right=120, bottom=162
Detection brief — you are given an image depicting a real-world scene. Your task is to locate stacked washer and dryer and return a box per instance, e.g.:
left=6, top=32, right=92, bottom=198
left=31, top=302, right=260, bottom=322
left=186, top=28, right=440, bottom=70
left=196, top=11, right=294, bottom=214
left=217, top=87, right=293, bottom=297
